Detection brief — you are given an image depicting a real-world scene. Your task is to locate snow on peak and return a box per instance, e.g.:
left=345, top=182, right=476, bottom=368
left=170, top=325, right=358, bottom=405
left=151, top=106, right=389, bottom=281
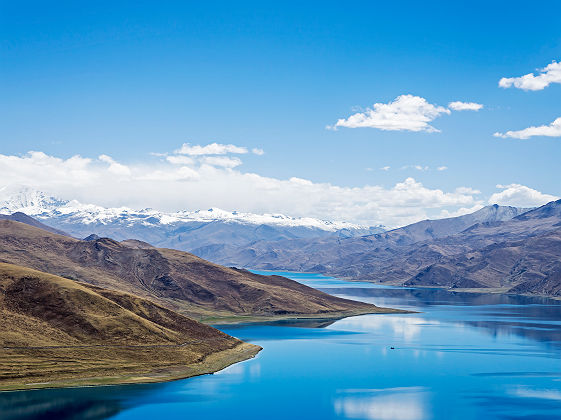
left=0, top=187, right=69, bottom=215
left=0, top=188, right=373, bottom=231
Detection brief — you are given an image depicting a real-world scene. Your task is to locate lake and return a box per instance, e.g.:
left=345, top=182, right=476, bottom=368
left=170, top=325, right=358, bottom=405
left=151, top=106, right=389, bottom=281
left=2, top=271, right=561, bottom=420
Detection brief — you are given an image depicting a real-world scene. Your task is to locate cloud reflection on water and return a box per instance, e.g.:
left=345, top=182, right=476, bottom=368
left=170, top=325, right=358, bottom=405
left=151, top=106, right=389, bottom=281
left=334, top=387, right=429, bottom=420
left=332, top=315, right=439, bottom=343
left=510, top=386, right=561, bottom=401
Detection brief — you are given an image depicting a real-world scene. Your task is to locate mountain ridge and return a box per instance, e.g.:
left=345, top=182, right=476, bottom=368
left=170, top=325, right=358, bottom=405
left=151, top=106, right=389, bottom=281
left=0, top=219, right=396, bottom=321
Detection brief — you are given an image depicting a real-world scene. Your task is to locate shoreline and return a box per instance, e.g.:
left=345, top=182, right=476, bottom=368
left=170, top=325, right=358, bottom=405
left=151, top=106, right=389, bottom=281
left=244, top=269, right=561, bottom=301
left=351, top=280, right=561, bottom=301
left=200, top=306, right=414, bottom=325
left=0, top=342, right=261, bottom=392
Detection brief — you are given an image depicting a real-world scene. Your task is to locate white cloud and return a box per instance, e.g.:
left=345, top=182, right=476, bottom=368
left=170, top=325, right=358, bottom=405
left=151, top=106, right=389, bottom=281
left=175, top=142, right=248, bottom=155
left=448, top=101, right=483, bottom=111
left=138, top=166, right=200, bottom=182
left=439, top=204, right=485, bottom=219
left=201, top=156, right=242, bottom=168
left=252, top=148, right=265, bottom=155
left=166, top=155, right=195, bottom=165
left=331, top=95, right=451, bottom=132
left=380, top=166, right=391, bottom=171
left=489, top=184, right=558, bottom=207
left=499, top=61, right=561, bottom=91
left=0, top=150, right=485, bottom=227
left=98, top=155, right=132, bottom=176
left=494, top=117, right=561, bottom=140
left=437, top=166, right=448, bottom=171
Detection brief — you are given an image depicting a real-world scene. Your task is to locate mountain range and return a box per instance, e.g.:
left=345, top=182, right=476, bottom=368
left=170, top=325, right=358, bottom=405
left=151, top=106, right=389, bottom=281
left=0, top=196, right=399, bottom=389
left=223, top=200, right=561, bottom=297
left=0, top=219, right=392, bottom=321
left=0, top=188, right=385, bottom=257
left=3, top=188, right=561, bottom=298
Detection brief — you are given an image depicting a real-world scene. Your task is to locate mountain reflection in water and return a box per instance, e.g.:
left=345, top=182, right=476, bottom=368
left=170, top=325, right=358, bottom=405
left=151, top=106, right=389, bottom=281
left=2, top=272, right=561, bottom=420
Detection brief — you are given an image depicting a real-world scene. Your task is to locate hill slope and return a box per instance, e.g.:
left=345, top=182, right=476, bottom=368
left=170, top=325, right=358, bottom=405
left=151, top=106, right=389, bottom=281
left=0, top=220, right=392, bottom=321
left=0, top=263, right=260, bottom=390
left=0, top=212, right=69, bottom=237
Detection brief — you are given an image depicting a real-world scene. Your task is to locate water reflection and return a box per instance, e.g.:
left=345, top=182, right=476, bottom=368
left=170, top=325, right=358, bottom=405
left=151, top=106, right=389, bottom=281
left=0, top=385, right=139, bottom=420
left=2, top=274, right=561, bottom=420
left=334, top=387, right=430, bottom=420
left=318, top=282, right=561, bottom=353
left=321, top=285, right=561, bottom=309
left=334, top=387, right=429, bottom=420
left=332, top=315, right=440, bottom=342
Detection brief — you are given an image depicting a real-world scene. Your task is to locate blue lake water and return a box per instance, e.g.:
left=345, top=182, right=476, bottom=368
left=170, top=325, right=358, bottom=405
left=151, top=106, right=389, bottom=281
left=3, top=271, right=561, bottom=420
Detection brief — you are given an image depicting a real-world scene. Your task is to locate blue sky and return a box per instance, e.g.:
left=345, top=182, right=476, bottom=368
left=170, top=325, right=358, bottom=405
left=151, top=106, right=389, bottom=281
left=1, top=1, right=560, bottom=226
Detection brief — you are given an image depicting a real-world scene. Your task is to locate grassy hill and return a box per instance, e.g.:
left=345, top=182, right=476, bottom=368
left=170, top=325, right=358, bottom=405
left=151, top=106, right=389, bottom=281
left=0, top=263, right=260, bottom=390
left=0, top=220, right=397, bottom=321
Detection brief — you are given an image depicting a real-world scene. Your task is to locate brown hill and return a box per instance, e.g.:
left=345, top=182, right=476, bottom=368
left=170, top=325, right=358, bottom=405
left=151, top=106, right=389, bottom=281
left=0, top=220, right=393, bottom=321
left=0, top=263, right=260, bottom=390
left=405, top=228, right=561, bottom=295
left=0, top=212, right=70, bottom=237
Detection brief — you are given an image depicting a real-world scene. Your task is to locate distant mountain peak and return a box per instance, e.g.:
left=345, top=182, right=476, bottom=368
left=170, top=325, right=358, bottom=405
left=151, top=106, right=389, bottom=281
left=515, top=198, right=561, bottom=220
left=0, top=187, right=69, bottom=216
left=0, top=188, right=371, bottom=232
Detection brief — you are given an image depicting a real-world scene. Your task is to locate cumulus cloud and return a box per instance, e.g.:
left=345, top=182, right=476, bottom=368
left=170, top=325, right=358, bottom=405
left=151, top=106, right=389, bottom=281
left=494, top=117, right=561, bottom=139
left=175, top=142, right=249, bottom=155
left=201, top=156, right=242, bottom=168
left=489, top=184, right=558, bottom=207
left=139, top=166, right=200, bottom=182
left=0, top=149, right=487, bottom=227
left=499, top=61, right=561, bottom=91
left=165, top=155, right=195, bottom=165
left=98, top=155, right=131, bottom=176
left=331, top=95, right=451, bottom=132
left=448, top=101, right=483, bottom=111
left=252, top=148, right=265, bottom=156
left=437, top=166, right=448, bottom=171
left=439, top=204, right=485, bottom=219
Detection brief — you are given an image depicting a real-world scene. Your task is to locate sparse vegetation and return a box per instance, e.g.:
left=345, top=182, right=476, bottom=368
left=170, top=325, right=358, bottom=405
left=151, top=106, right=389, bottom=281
left=0, top=263, right=260, bottom=390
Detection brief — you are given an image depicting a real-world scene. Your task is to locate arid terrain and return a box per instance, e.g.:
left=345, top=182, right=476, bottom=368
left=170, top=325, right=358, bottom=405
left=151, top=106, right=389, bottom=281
left=0, top=219, right=397, bottom=322
left=0, top=263, right=260, bottom=390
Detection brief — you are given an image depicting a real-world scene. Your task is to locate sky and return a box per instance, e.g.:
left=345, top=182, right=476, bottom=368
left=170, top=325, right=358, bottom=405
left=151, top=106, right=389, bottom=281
left=1, top=1, right=560, bottom=227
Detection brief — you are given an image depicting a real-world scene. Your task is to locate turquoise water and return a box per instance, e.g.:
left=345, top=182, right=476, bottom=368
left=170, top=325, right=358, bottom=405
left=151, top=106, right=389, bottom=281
left=3, top=271, right=561, bottom=420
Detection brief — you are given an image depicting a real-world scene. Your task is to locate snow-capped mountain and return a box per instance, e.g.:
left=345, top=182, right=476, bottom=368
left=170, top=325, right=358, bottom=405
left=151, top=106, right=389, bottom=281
left=0, top=187, right=379, bottom=231
left=0, top=188, right=385, bottom=260
left=0, top=188, right=69, bottom=216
